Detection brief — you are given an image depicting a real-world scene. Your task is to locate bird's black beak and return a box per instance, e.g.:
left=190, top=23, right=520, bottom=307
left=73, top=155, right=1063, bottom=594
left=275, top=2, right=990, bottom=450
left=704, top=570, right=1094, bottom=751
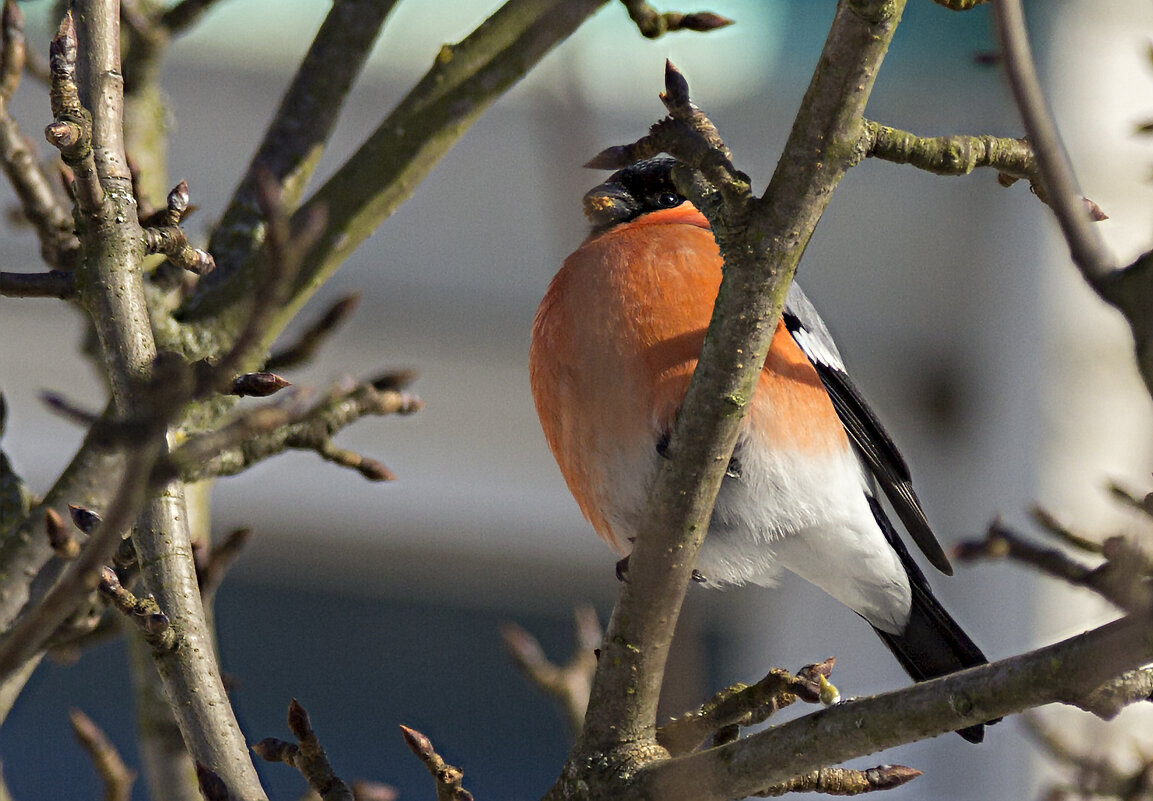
left=582, top=181, right=637, bottom=231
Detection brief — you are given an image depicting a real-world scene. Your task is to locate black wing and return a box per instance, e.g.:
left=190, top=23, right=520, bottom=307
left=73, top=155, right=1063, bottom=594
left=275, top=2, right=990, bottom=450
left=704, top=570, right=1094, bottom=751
left=783, top=284, right=954, bottom=575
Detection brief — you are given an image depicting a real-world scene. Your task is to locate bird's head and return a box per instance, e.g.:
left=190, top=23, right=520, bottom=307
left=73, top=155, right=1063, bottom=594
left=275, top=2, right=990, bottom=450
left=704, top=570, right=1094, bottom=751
left=581, top=156, right=688, bottom=233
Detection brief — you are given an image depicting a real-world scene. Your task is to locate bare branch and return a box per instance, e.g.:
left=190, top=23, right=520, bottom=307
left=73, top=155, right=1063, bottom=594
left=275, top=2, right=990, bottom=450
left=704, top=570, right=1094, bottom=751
left=45, top=12, right=101, bottom=214
left=141, top=181, right=215, bottom=275
left=955, top=520, right=1152, bottom=612
left=45, top=508, right=79, bottom=558
left=0, top=0, right=25, bottom=101
left=993, top=0, right=1153, bottom=395
left=657, top=659, right=835, bottom=757
left=0, top=2, right=79, bottom=269
left=252, top=699, right=354, bottom=801
left=631, top=613, right=1153, bottom=801
left=1107, top=481, right=1153, bottom=521
left=1075, top=668, right=1153, bottom=720
left=503, top=605, right=601, bottom=738
left=192, top=171, right=323, bottom=399
left=1028, top=505, right=1105, bottom=554
left=194, top=528, right=252, bottom=601
left=264, top=293, right=362, bottom=371
left=617, top=1, right=733, bottom=39
left=754, top=765, right=922, bottom=797
left=70, top=708, right=136, bottom=801
left=862, top=121, right=1032, bottom=178
left=183, top=0, right=607, bottom=361
left=0, top=270, right=75, bottom=298
left=167, top=377, right=421, bottom=483
left=160, top=0, right=228, bottom=34
left=399, top=725, right=474, bottom=801
left=204, top=0, right=401, bottom=288
left=97, top=566, right=177, bottom=652
left=0, top=429, right=164, bottom=684
left=993, top=0, right=1115, bottom=289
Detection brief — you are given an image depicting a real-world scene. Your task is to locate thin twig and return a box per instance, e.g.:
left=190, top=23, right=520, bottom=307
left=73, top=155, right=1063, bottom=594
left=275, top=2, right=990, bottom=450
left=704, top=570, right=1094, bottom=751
left=70, top=708, right=136, bottom=801
left=161, top=0, right=231, bottom=35
left=45, top=508, right=79, bottom=558
left=754, top=765, right=922, bottom=797
left=97, top=566, right=177, bottom=651
left=993, top=0, right=1115, bottom=290
left=45, top=12, right=101, bottom=214
left=0, top=1, right=79, bottom=269
left=1107, top=481, right=1153, bottom=521
left=192, top=171, right=324, bottom=398
left=1028, top=505, right=1105, bottom=554
left=264, top=293, right=361, bottom=371
left=399, top=725, right=473, bottom=801
left=657, top=659, right=836, bottom=756
left=166, top=376, right=421, bottom=483
left=502, top=605, right=601, bottom=738
left=954, top=520, right=1153, bottom=612
left=141, top=180, right=215, bottom=275
left=204, top=0, right=400, bottom=287
left=252, top=699, right=354, bottom=801
left=195, top=528, right=252, bottom=600
left=617, top=0, right=732, bottom=39
left=0, top=431, right=165, bottom=683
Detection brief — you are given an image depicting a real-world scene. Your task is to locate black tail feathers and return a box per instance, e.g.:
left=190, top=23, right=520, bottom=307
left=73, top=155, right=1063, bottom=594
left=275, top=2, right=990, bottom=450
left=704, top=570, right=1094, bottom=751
left=867, top=497, right=995, bottom=743
left=872, top=593, right=990, bottom=743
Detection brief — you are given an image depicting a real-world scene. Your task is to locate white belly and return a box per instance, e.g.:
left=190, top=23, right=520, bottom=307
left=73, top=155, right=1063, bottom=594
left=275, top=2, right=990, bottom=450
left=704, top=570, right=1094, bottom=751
left=695, top=434, right=913, bottom=634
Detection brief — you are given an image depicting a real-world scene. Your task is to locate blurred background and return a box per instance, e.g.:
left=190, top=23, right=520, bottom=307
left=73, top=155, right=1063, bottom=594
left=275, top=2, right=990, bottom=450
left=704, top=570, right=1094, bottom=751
left=2, top=0, right=1152, bottom=798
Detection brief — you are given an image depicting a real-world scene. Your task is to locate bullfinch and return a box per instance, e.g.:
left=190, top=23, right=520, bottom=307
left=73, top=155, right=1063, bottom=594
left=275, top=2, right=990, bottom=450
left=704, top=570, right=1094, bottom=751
left=529, top=156, right=989, bottom=742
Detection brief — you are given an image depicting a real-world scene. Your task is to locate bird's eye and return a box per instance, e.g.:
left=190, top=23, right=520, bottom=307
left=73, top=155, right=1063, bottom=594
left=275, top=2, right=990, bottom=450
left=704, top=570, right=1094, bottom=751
left=655, top=191, right=682, bottom=208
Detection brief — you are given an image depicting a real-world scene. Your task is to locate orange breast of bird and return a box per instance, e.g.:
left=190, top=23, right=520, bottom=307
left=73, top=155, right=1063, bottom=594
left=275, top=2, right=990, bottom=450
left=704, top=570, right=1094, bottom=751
left=530, top=203, right=848, bottom=551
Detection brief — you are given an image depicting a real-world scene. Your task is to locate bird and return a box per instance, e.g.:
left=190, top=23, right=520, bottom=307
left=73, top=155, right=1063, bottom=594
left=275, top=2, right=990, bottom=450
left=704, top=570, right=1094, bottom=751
left=529, top=156, right=991, bottom=742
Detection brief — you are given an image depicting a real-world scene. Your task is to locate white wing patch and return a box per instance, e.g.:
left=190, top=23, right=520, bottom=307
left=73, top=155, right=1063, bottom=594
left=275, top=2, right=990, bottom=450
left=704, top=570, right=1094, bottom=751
left=790, top=324, right=845, bottom=372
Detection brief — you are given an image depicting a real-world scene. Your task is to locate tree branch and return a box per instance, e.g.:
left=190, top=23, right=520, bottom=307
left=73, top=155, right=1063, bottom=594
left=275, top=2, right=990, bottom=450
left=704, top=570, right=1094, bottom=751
left=399, top=725, right=474, bottom=801
left=45, top=12, right=102, bottom=214
left=955, top=520, right=1153, bottom=613
left=617, top=0, right=732, bottom=39
left=861, top=121, right=1036, bottom=179
left=0, top=269, right=75, bottom=298
left=181, top=0, right=607, bottom=368
left=167, top=374, right=421, bottom=484
left=0, top=1, right=79, bottom=269
left=251, top=699, right=353, bottom=801
left=203, top=0, right=400, bottom=292
left=656, top=660, right=835, bottom=757
left=503, top=606, right=601, bottom=739
left=264, top=292, right=361, bottom=371
left=633, top=613, right=1153, bottom=801
left=160, top=0, right=229, bottom=35
left=754, top=765, right=922, bottom=797
left=0, top=429, right=164, bottom=685
left=135, top=482, right=268, bottom=801
left=70, top=707, right=136, bottom=801
left=993, top=0, right=1153, bottom=395
left=992, top=0, right=1113, bottom=288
